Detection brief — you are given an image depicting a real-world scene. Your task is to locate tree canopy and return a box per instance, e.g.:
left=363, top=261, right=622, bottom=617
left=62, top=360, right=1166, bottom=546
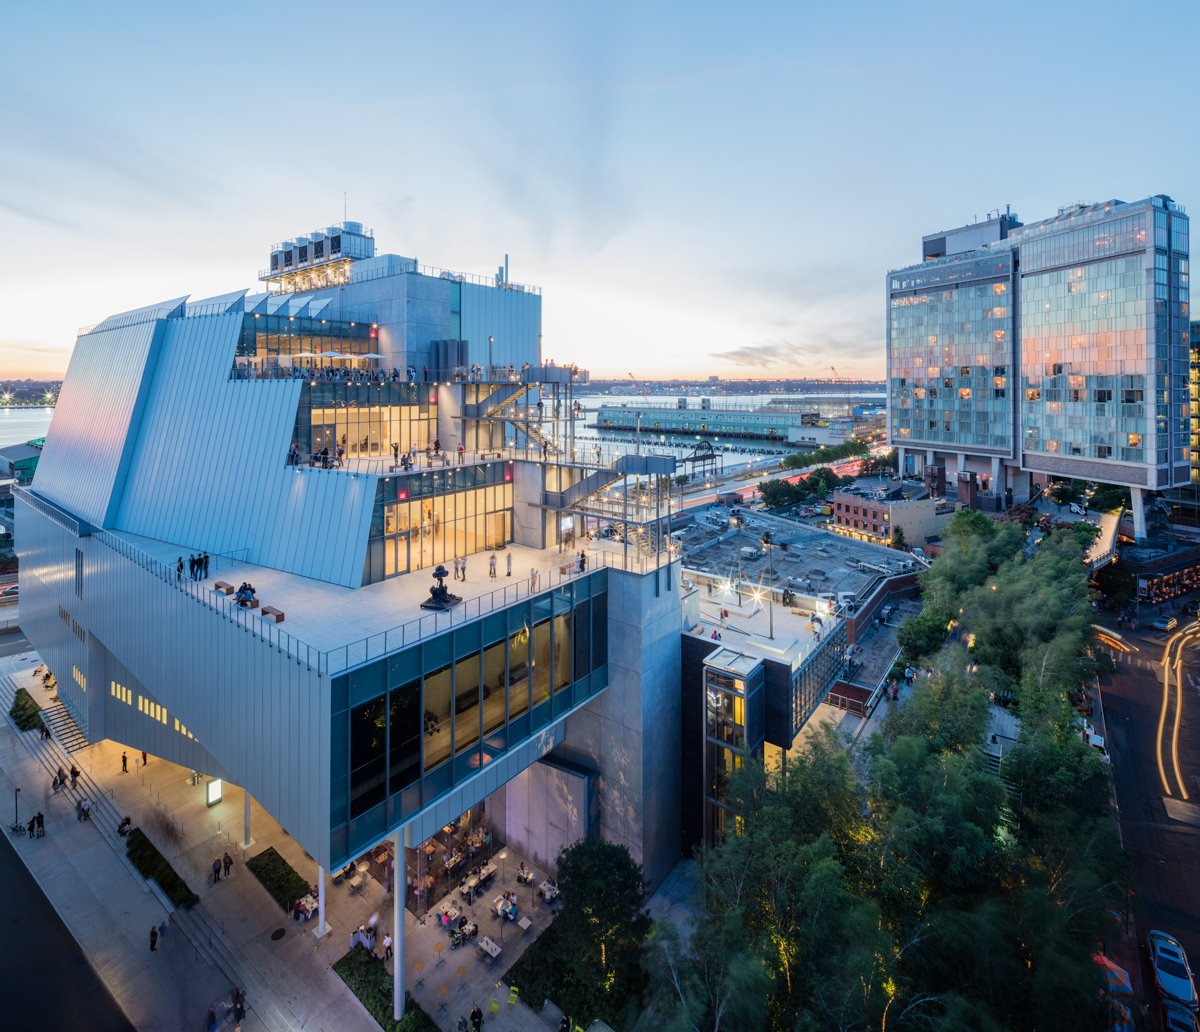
left=642, top=507, right=1127, bottom=1031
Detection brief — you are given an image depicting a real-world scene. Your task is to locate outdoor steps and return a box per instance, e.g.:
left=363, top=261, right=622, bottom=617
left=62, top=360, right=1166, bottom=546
left=41, top=701, right=90, bottom=752
left=0, top=675, right=296, bottom=1031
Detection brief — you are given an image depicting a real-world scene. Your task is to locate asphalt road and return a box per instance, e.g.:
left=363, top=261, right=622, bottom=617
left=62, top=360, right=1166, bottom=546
left=0, top=632, right=32, bottom=658
left=1099, top=619, right=1200, bottom=1003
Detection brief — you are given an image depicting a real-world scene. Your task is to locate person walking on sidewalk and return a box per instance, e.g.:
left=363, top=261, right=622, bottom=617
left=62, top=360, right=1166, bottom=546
left=212, top=857, right=222, bottom=884
left=149, top=925, right=158, bottom=952
left=469, top=1003, right=483, bottom=1031
left=383, top=933, right=392, bottom=960
left=223, top=852, right=233, bottom=879
left=121, top=751, right=128, bottom=774
left=141, top=750, right=148, bottom=767
left=489, top=555, right=497, bottom=580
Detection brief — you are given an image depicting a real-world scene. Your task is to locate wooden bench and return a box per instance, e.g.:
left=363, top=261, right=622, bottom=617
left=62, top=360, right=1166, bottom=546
left=213, top=581, right=235, bottom=596
left=261, top=606, right=284, bottom=623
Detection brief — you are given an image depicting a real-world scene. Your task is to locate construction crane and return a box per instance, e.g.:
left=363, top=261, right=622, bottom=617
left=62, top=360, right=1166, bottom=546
left=830, top=365, right=845, bottom=382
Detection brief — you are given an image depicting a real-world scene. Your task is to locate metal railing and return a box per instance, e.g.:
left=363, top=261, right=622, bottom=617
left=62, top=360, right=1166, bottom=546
left=91, top=529, right=672, bottom=677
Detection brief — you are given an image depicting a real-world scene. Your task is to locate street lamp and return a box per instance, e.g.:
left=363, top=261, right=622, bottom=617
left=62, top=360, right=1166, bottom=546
left=761, top=532, right=774, bottom=639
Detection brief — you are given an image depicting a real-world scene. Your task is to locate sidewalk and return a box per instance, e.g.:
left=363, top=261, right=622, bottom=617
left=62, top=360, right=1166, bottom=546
left=0, top=650, right=377, bottom=1032
left=0, top=646, right=556, bottom=1032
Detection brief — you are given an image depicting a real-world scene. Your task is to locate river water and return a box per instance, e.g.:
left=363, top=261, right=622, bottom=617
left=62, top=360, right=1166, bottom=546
left=0, top=408, right=54, bottom=450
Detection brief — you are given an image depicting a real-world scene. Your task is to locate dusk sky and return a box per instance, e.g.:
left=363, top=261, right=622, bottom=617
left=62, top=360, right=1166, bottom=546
left=3, top=0, right=1197, bottom=380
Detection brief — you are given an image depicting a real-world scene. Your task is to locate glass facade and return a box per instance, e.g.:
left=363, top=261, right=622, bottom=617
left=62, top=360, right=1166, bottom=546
left=293, top=382, right=437, bottom=464
left=330, top=575, right=609, bottom=865
left=232, top=313, right=375, bottom=374
left=364, top=461, right=515, bottom=582
left=702, top=662, right=764, bottom=847
left=888, top=196, right=1190, bottom=490
left=1017, top=198, right=1189, bottom=482
left=888, top=253, right=1016, bottom=453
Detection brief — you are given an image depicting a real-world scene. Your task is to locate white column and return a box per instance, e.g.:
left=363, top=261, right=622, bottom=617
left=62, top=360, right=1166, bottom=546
left=956, top=452, right=967, bottom=474
left=896, top=446, right=907, bottom=477
left=393, top=827, right=409, bottom=1021
left=242, top=789, right=252, bottom=848
left=317, top=865, right=327, bottom=937
left=1131, top=486, right=1147, bottom=541
left=990, top=456, right=1001, bottom=493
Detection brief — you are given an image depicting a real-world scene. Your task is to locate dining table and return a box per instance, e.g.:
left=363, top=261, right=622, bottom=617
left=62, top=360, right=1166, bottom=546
left=478, top=935, right=502, bottom=960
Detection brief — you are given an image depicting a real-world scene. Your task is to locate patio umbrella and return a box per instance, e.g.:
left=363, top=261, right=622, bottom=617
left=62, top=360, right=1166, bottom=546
left=1093, top=954, right=1133, bottom=995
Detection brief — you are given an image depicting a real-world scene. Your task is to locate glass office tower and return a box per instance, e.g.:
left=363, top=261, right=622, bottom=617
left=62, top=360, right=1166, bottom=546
left=887, top=196, right=1190, bottom=523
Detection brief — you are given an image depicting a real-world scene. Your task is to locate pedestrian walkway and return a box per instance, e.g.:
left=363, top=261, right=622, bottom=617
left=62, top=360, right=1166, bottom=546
left=0, top=645, right=562, bottom=1031
left=0, top=651, right=379, bottom=1031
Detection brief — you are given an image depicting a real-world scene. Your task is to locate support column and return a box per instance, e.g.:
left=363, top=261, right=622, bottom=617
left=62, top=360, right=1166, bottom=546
left=956, top=451, right=967, bottom=474
left=242, top=788, right=252, bottom=849
left=990, top=456, right=1001, bottom=493
left=393, top=826, right=410, bottom=1021
left=1131, top=486, right=1147, bottom=541
left=316, top=865, right=327, bottom=938
left=895, top=446, right=907, bottom=477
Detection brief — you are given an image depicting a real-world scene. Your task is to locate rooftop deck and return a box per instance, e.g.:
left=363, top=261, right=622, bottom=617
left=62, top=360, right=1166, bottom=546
left=99, top=528, right=668, bottom=676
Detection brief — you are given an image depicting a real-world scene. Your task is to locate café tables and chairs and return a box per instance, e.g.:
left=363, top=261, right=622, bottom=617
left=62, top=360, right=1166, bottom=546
left=478, top=935, right=502, bottom=960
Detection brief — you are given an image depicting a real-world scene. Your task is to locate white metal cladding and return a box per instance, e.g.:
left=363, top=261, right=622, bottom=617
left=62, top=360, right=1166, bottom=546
left=17, top=495, right=333, bottom=867
left=112, top=311, right=374, bottom=586
left=34, top=309, right=177, bottom=528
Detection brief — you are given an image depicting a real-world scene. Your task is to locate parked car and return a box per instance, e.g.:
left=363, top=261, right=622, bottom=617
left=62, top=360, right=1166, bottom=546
left=1162, top=1000, right=1200, bottom=1032
left=1154, top=616, right=1180, bottom=633
left=1148, top=930, right=1198, bottom=1009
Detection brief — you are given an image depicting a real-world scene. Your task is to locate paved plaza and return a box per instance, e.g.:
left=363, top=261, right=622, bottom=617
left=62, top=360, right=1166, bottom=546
left=0, top=640, right=564, bottom=1031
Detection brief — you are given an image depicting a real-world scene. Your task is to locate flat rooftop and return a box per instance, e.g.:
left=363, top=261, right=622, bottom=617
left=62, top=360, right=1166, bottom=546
left=111, top=530, right=663, bottom=674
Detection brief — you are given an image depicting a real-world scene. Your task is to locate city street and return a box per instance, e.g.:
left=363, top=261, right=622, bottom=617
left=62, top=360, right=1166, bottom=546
left=1098, top=618, right=1200, bottom=1005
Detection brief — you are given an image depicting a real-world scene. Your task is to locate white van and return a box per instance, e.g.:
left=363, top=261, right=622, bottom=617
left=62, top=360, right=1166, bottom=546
left=739, top=546, right=763, bottom=561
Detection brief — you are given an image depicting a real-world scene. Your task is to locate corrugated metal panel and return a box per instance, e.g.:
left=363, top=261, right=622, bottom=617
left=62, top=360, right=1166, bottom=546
left=112, top=312, right=374, bottom=586
left=17, top=498, right=332, bottom=864
left=34, top=315, right=169, bottom=527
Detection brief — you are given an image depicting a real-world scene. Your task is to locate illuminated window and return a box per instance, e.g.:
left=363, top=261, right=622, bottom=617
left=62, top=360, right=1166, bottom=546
left=1025, top=389, right=1041, bottom=402
left=959, top=389, right=972, bottom=400
left=992, top=283, right=1007, bottom=295
left=110, top=681, right=132, bottom=705
left=1128, top=433, right=1142, bottom=447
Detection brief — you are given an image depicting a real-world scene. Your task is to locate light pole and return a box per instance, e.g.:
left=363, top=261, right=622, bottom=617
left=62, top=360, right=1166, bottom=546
left=13, top=786, right=19, bottom=827
left=761, top=532, right=774, bottom=639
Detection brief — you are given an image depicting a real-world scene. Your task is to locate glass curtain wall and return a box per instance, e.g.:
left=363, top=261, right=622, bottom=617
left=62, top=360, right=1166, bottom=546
left=295, top=382, right=436, bottom=462
left=333, top=578, right=609, bottom=863
left=380, top=483, right=512, bottom=576
left=233, top=314, right=374, bottom=375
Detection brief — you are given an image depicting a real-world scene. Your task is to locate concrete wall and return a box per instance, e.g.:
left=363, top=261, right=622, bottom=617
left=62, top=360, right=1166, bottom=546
left=561, top=562, right=682, bottom=894
left=511, top=461, right=547, bottom=548
left=493, top=758, right=589, bottom=875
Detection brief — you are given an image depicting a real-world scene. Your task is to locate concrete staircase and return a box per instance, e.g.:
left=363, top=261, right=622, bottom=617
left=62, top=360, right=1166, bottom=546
left=40, top=700, right=90, bottom=752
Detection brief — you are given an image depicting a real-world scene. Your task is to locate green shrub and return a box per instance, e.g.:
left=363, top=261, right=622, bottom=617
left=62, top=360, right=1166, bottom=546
left=246, top=846, right=310, bottom=912
left=334, top=945, right=439, bottom=1031
left=126, top=828, right=198, bottom=909
left=9, top=687, right=44, bottom=732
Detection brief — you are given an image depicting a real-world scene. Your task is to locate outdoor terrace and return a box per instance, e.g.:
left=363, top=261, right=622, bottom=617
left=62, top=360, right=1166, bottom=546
left=98, top=529, right=670, bottom=676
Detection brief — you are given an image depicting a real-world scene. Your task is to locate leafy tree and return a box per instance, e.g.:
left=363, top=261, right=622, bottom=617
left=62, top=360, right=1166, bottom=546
left=1087, top=484, right=1130, bottom=513
left=552, top=838, right=651, bottom=1026
left=891, top=525, right=907, bottom=551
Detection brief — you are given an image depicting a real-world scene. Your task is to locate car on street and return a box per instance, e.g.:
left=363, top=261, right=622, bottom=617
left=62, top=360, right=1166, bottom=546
left=1148, top=930, right=1198, bottom=1009
left=1153, top=616, right=1180, bottom=633
left=0, top=583, right=17, bottom=600
left=1162, top=1000, right=1200, bottom=1032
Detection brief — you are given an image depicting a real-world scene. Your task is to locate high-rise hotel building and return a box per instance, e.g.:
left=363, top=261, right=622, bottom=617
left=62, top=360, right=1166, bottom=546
left=887, top=196, right=1190, bottom=537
